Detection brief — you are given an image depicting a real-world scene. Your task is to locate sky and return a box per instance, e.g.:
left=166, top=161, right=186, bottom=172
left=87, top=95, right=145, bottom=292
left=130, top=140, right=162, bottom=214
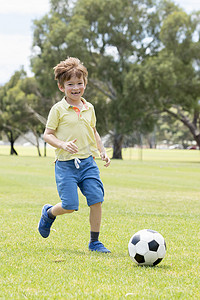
left=0, top=0, right=200, bottom=85
left=0, top=0, right=50, bottom=85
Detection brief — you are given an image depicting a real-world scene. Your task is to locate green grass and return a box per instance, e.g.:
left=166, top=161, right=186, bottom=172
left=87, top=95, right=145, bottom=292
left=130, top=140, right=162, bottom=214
left=0, top=147, right=200, bottom=299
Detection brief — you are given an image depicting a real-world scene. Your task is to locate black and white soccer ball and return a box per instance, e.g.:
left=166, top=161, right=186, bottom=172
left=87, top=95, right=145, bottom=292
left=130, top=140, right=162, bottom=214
left=128, top=229, right=166, bottom=266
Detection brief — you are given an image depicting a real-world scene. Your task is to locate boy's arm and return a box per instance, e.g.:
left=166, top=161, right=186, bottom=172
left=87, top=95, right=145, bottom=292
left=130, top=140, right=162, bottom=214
left=44, top=128, right=78, bottom=154
left=93, top=127, right=110, bottom=167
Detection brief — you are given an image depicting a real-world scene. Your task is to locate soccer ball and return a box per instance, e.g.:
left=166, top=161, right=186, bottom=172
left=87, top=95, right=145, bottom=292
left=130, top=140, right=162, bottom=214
left=128, top=229, right=166, bottom=266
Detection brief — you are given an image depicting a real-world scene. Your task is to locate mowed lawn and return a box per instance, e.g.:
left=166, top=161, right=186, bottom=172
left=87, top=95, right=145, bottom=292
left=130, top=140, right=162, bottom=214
left=0, top=146, right=200, bottom=299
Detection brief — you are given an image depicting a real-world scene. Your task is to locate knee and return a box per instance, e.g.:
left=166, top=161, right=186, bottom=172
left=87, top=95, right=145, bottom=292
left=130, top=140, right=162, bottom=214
left=90, top=202, right=102, bottom=209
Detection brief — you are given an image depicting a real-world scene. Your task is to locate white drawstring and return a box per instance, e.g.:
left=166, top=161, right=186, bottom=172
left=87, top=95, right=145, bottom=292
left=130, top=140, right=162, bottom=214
left=74, top=157, right=81, bottom=169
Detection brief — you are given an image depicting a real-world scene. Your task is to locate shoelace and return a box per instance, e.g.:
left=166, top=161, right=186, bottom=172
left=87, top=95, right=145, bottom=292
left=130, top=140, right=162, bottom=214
left=74, top=157, right=81, bottom=169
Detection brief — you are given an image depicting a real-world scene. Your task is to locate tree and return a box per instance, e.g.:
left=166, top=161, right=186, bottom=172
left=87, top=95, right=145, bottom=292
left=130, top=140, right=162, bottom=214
left=0, top=70, right=27, bottom=155
left=154, top=113, right=194, bottom=148
left=0, top=71, right=47, bottom=156
left=141, top=9, right=200, bottom=147
left=31, top=0, right=165, bottom=159
left=31, top=0, right=200, bottom=157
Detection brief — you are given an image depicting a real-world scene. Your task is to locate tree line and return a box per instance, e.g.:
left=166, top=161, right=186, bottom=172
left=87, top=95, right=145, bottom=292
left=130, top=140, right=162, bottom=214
left=0, top=0, right=200, bottom=158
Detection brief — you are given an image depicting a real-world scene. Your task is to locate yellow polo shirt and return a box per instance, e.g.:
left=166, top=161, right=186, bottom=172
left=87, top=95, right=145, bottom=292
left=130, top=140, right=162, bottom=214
left=46, top=97, right=99, bottom=161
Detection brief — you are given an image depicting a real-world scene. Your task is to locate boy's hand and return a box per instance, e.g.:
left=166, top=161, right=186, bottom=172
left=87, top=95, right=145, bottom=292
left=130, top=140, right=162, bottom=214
left=100, top=152, right=111, bottom=167
left=61, top=139, right=78, bottom=154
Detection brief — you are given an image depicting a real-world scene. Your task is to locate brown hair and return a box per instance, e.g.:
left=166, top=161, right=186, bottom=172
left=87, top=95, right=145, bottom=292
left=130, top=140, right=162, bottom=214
left=53, top=57, right=88, bottom=87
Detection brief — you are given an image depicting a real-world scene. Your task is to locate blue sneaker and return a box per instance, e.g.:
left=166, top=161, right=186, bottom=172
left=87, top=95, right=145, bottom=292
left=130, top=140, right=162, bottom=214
left=38, top=204, right=56, bottom=238
left=89, top=241, right=111, bottom=253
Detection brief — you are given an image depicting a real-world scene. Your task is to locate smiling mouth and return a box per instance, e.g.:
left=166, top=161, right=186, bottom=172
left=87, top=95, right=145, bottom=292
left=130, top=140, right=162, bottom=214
left=71, top=92, right=80, bottom=95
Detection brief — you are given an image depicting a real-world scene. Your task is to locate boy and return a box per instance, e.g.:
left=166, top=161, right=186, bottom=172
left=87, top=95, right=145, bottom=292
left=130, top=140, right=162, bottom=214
left=38, top=57, right=111, bottom=253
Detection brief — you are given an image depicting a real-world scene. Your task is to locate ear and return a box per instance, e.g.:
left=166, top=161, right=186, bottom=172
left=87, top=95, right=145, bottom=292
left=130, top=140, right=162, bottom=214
left=58, top=83, right=65, bottom=92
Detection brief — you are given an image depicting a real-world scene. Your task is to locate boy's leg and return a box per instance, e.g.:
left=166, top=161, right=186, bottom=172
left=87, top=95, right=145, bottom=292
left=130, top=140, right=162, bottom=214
left=38, top=203, right=75, bottom=238
left=88, top=202, right=110, bottom=253
left=89, top=202, right=102, bottom=232
left=38, top=160, right=79, bottom=238
left=78, top=157, right=111, bottom=252
left=50, top=203, right=75, bottom=216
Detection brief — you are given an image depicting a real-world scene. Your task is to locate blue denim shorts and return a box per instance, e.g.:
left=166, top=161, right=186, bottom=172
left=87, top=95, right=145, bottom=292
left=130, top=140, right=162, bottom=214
left=55, top=156, right=104, bottom=210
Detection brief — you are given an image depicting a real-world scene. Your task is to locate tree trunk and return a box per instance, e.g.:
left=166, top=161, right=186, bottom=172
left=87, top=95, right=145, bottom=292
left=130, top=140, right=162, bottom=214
left=44, top=141, right=47, bottom=157
left=32, top=129, right=41, bottom=157
left=195, top=134, right=200, bottom=148
left=8, top=131, right=18, bottom=155
left=112, top=133, right=123, bottom=159
left=181, top=119, right=200, bottom=148
left=165, top=107, right=200, bottom=148
left=10, top=140, right=18, bottom=155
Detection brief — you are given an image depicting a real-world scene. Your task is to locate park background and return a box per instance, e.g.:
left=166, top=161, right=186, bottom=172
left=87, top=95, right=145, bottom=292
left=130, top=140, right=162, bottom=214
left=0, top=0, right=200, bottom=299
left=0, top=0, right=200, bottom=156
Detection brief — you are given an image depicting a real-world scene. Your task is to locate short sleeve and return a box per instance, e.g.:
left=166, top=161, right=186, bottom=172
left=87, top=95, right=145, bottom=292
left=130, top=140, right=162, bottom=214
left=91, top=106, right=96, bottom=128
left=46, top=106, right=60, bottom=130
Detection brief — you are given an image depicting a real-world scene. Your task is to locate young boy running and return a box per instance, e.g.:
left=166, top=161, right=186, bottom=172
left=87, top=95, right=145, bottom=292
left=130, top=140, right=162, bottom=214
left=38, top=57, right=111, bottom=253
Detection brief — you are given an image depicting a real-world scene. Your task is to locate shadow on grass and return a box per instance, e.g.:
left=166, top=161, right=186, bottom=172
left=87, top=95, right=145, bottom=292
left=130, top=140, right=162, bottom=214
left=132, top=264, right=171, bottom=270
left=46, top=247, right=128, bottom=263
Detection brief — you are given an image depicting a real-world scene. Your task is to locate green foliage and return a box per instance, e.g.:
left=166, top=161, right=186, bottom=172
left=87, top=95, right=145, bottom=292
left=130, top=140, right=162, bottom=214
left=30, top=0, right=200, bottom=156
left=0, top=71, right=48, bottom=155
left=143, top=7, right=200, bottom=146
left=155, top=113, right=194, bottom=147
left=1, top=0, right=200, bottom=157
left=31, top=0, right=165, bottom=158
left=0, top=70, right=28, bottom=139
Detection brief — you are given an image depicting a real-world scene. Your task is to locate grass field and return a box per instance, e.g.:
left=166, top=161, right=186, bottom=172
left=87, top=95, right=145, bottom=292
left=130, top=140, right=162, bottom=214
left=0, top=146, right=200, bottom=299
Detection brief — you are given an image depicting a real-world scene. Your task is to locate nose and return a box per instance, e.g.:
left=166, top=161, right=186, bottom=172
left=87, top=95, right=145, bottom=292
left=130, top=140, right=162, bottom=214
left=73, top=84, right=79, bottom=89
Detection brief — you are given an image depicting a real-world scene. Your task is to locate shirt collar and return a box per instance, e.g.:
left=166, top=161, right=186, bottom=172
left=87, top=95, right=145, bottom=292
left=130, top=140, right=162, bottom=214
left=61, top=97, right=89, bottom=110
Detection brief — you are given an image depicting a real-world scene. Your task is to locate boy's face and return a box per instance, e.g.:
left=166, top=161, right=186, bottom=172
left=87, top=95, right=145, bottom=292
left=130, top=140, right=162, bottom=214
left=58, top=75, right=86, bottom=103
